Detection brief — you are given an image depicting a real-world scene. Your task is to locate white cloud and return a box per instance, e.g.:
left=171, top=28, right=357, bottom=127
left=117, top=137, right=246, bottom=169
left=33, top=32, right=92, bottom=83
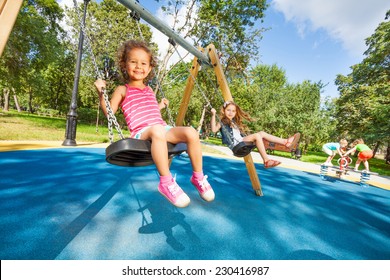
left=272, top=0, right=390, bottom=57
left=57, top=0, right=80, bottom=9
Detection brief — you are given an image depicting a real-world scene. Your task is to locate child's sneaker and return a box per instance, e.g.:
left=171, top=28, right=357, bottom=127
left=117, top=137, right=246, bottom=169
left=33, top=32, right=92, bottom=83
left=158, top=179, right=190, bottom=208
left=190, top=175, right=215, bottom=202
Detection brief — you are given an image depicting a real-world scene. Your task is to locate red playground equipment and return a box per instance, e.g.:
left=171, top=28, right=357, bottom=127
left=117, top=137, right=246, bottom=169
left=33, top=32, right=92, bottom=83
left=335, top=156, right=353, bottom=178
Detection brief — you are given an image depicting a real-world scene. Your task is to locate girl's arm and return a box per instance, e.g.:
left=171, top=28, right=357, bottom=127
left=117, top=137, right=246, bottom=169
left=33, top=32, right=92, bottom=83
left=337, top=147, right=344, bottom=157
left=343, top=147, right=356, bottom=156
left=210, top=108, right=221, bottom=133
left=94, top=79, right=125, bottom=116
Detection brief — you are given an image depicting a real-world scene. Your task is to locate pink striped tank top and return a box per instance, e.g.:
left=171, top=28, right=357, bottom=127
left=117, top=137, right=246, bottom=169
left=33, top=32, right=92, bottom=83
left=121, top=85, right=166, bottom=137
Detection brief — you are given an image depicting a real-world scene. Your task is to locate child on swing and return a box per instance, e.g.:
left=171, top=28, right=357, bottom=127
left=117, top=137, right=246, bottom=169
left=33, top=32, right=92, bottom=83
left=94, top=40, right=214, bottom=208
left=210, top=101, right=300, bottom=168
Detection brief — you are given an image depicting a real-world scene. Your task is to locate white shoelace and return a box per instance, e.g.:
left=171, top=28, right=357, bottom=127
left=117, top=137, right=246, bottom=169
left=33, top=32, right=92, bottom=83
left=167, top=182, right=181, bottom=196
left=167, top=174, right=181, bottom=196
left=197, top=175, right=209, bottom=191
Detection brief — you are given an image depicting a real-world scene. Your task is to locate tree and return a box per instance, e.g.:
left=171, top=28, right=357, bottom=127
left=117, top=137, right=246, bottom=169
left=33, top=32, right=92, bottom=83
left=193, top=0, right=268, bottom=73
left=155, top=0, right=268, bottom=98
left=0, top=0, right=68, bottom=113
left=64, top=0, right=155, bottom=110
left=335, top=10, right=390, bottom=157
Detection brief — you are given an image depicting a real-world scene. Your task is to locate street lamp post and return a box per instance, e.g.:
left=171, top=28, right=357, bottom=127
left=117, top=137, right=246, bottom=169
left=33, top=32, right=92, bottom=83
left=62, top=0, right=91, bottom=146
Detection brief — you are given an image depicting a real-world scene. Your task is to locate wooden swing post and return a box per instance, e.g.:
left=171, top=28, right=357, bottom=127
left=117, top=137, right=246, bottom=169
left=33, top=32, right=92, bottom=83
left=0, top=0, right=23, bottom=57
left=176, top=49, right=202, bottom=126
left=207, top=44, right=263, bottom=196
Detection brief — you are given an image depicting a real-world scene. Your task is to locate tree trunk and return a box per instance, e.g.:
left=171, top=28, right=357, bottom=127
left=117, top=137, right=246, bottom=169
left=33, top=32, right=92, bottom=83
left=196, top=106, right=206, bottom=132
left=28, top=86, right=33, bottom=113
left=3, top=88, right=10, bottom=111
left=372, top=141, right=380, bottom=158
left=12, top=88, right=21, bottom=112
left=385, top=144, right=390, bottom=165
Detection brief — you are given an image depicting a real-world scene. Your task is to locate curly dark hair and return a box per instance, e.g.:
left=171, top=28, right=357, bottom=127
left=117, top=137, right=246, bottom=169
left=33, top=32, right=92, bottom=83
left=220, top=101, right=253, bottom=134
left=117, top=40, right=157, bottom=83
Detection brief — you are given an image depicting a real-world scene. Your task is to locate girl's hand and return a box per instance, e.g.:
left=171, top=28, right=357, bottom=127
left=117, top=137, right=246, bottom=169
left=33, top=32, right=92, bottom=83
left=211, top=108, right=216, bottom=115
left=159, top=98, right=169, bottom=109
left=94, top=79, right=106, bottom=95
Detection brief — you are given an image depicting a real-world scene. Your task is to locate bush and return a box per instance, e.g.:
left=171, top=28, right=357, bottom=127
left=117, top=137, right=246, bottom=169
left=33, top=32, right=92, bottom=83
left=36, top=107, right=61, bottom=117
left=77, top=107, right=127, bottom=130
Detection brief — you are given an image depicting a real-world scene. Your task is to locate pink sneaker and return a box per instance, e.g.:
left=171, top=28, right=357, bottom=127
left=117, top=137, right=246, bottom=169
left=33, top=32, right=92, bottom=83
left=158, top=179, right=190, bottom=208
left=190, top=175, right=215, bottom=202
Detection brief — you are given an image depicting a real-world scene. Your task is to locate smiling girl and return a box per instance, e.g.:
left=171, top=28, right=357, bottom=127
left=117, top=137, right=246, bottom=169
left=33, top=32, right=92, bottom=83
left=95, top=40, right=215, bottom=208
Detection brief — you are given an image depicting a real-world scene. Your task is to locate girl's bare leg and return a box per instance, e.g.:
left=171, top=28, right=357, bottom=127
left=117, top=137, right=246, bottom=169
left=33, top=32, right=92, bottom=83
left=167, top=126, right=214, bottom=202
left=166, top=127, right=202, bottom=172
left=354, top=159, right=362, bottom=171
left=243, top=131, right=285, bottom=162
left=326, top=155, right=335, bottom=164
left=140, top=125, right=170, bottom=176
left=363, top=160, right=369, bottom=171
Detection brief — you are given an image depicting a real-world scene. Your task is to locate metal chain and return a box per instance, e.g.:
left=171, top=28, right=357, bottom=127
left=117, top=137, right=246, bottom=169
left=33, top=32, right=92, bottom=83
left=72, top=0, right=101, bottom=79
left=131, top=18, right=176, bottom=127
left=170, top=41, right=239, bottom=146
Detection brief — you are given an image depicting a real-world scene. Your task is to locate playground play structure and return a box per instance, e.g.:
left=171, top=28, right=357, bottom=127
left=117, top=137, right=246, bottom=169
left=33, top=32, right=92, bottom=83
left=319, top=156, right=378, bottom=187
left=1, top=0, right=300, bottom=197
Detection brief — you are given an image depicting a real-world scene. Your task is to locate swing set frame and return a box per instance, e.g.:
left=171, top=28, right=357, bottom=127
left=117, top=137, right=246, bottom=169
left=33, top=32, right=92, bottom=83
left=1, top=0, right=268, bottom=196
left=115, top=0, right=264, bottom=196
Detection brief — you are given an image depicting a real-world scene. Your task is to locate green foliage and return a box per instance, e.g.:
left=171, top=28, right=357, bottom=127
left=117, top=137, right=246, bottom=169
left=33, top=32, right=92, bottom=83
left=64, top=0, right=156, bottom=110
left=0, top=0, right=73, bottom=114
left=335, top=10, right=390, bottom=147
left=1, top=0, right=388, bottom=160
left=194, top=0, right=268, bottom=72
left=230, top=65, right=329, bottom=150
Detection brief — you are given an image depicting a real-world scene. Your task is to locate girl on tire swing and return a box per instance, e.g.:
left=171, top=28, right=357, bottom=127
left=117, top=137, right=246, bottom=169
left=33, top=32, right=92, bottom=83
left=210, top=101, right=300, bottom=169
left=95, top=40, right=215, bottom=208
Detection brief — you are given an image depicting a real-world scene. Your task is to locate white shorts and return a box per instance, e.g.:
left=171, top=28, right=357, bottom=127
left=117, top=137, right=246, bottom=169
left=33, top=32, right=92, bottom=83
left=322, top=145, right=336, bottom=156
left=132, top=125, right=173, bottom=139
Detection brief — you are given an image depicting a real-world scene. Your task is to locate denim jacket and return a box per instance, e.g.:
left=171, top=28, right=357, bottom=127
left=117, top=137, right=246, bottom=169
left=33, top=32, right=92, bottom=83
left=220, top=122, right=245, bottom=149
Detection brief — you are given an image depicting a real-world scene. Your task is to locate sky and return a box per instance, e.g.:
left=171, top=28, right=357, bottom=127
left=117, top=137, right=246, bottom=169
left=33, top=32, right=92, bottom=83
left=58, top=0, right=390, bottom=99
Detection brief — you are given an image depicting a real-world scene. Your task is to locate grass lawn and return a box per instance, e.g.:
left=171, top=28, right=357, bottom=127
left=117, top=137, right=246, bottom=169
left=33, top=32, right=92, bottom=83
left=1, top=110, right=112, bottom=143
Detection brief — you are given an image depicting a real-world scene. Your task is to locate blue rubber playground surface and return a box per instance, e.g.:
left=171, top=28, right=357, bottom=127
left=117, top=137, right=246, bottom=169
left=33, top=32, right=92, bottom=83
left=0, top=147, right=389, bottom=260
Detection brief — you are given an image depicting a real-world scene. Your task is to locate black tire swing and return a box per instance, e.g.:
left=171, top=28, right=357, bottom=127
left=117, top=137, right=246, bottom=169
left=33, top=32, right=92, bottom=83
left=106, top=138, right=187, bottom=167
left=231, top=141, right=256, bottom=157
left=100, top=81, right=187, bottom=168
left=78, top=28, right=187, bottom=167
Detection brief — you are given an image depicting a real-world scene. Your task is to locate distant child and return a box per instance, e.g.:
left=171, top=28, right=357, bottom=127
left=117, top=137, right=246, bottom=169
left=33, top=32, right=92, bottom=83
left=210, top=101, right=300, bottom=169
left=322, top=139, right=348, bottom=166
left=343, top=138, right=373, bottom=172
left=94, top=40, right=215, bottom=208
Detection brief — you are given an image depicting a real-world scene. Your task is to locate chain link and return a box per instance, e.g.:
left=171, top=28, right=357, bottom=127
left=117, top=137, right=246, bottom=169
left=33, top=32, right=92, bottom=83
left=171, top=42, right=239, bottom=145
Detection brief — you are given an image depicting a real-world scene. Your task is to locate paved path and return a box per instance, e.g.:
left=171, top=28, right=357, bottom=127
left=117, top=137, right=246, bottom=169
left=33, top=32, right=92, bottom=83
left=201, top=142, right=390, bottom=191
